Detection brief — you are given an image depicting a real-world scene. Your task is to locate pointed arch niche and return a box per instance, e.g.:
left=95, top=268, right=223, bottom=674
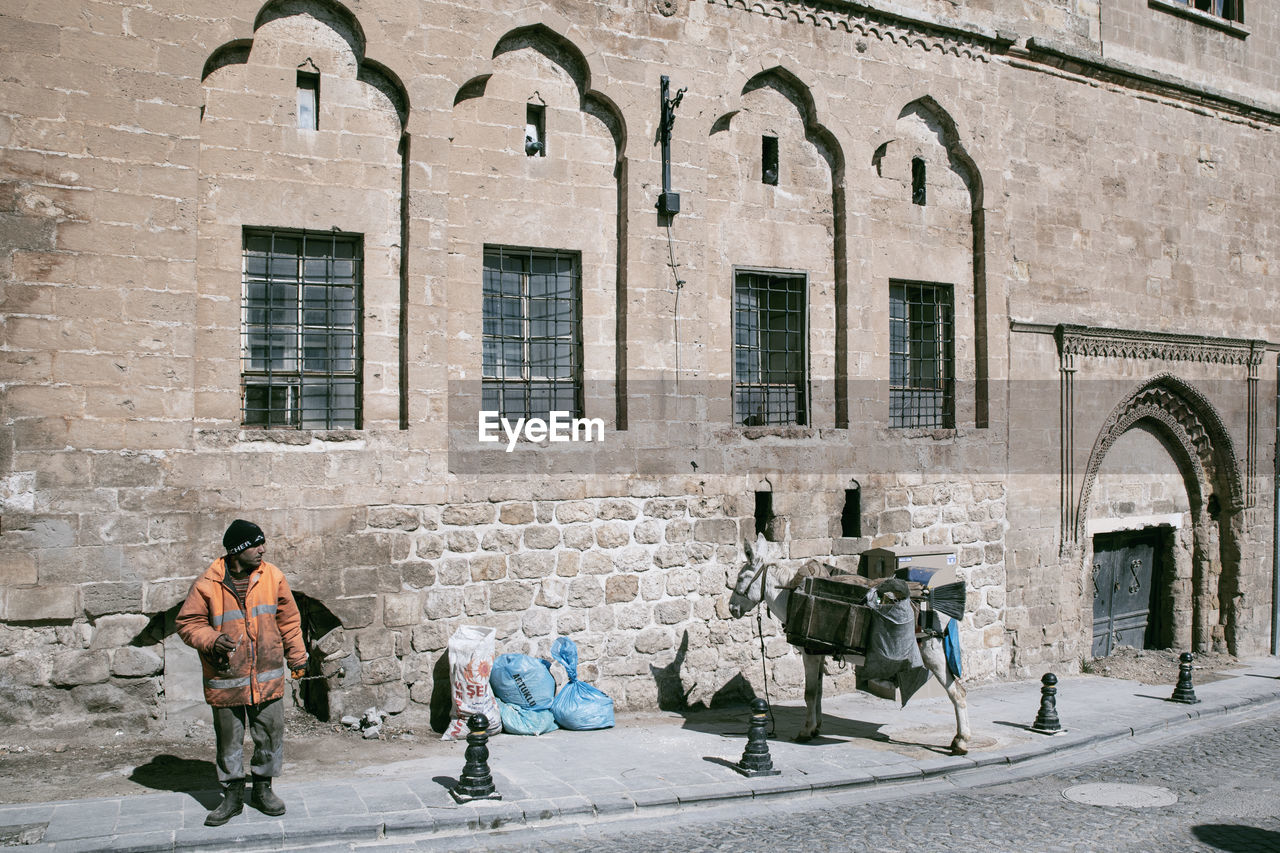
left=869, top=96, right=987, bottom=428
left=1078, top=373, right=1247, bottom=654
left=706, top=67, right=844, bottom=428
left=197, top=0, right=410, bottom=428
left=447, top=24, right=627, bottom=428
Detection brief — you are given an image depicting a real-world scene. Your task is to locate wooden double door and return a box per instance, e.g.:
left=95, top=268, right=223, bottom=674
left=1091, top=529, right=1168, bottom=658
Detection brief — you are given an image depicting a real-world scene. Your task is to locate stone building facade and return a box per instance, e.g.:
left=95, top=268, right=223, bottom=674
left=1, top=0, right=1276, bottom=729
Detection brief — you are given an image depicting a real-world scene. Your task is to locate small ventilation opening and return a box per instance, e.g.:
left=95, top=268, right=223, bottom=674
left=841, top=484, right=861, bottom=538
left=297, top=71, right=319, bottom=130
left=754, top=491, right=774, bottom=538
left=525, top=103, right=546, bottom=157
left=911, top=157, right=926, bottom=205
left=762, top=135, right=779, bottom=185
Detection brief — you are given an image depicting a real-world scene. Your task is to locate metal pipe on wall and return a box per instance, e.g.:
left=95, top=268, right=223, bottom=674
left=1273, top=354, right=1279, bottom=656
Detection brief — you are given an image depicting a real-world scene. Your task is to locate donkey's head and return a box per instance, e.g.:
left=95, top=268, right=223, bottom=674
left=728, top=534, right=778, bottom=618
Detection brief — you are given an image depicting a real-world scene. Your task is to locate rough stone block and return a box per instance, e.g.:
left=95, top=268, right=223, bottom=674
left=597, top=499, right=638, bottom=521
left=481, top=528, right=520, bottom=553
left=445, top=530, right=479, bottom=553
left=523, top=525, right=561, bottom=550
left=654, top=599, right=691, bottom=624
left=357, top=629, right=397, bottom=660
left=470, top=553, right=508, bottom=581
left=368, top=505, right=420, bottom=530
left=509, top=552, right=555, bottom=579
left=89, top=614, right=150, bottom=649
left=82, top=582, right=144, bottom=617
left=555, top=501, right=596, bottom=523
left=499, top=502, right=535, bottom=525
left=567, top=577, right=604, bottom=607
left=643, top=498, right=686, bottom=519
left=693, top=518, right=738, bottom=544
left=50, top=649, right=110, bottom=686
left=111, top=645, right=163, bottom=677
left=411, top=622, right=449, bottom=653
left=489, top=582, right=534, bottom=612
left=594, top=522, right=631, bottom=549
left=400, top=559, right=436, bottom=588
left=1, top=585, right=78, bottom=621
left=331, top=595, right=378, bottom=628
left=361, top=656, right=402, bottom=684
left=605, top=574, right=638, bottom=603
left=383, top=592, right=420, bottom=628
left=441, top=503, right=495, bottom=526
left=0, top=551, right=37, bottom=586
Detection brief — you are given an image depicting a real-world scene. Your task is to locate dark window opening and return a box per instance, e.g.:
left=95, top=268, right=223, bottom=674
left=297, top=71, right=319, bottom=130
left=762, top=135, right=779, bottom=185
left=911, top=157, right=926, bottom=206
left=242, top=229, right=362, bottom=429
left=734, top=270, right=807, bottom=426
left=525, top=104, right=546, bottom=157
left=890, top=280, right=954, bottom=428
left=482, top=246, right=582, bottom=421
left=1188, top=0, right=1243, bottom=22
left=755, top=491, right=774, bottom=538
left=841, top=484, right=862, bottom=538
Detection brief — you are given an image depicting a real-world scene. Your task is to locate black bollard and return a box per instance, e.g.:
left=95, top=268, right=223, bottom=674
left=1169, top=652, right=1201, bottom=704
left=734, top=698, right=782, bottom=777
left=1030, top=672, right=1064, bottom=734
left=450, top=713, right=503, bottom=803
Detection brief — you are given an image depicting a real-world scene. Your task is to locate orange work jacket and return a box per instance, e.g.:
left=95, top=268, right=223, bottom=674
left=176, top=558, right=307, bottom=708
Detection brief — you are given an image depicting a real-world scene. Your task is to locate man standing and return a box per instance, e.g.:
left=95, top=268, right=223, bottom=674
left=177, top=520, right=308, bottom=826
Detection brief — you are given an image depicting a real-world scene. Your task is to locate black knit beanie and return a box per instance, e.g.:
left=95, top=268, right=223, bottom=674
left=223, top=519, right=265, bottom=556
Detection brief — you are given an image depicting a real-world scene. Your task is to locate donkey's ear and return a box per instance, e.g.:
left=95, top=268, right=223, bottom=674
left=743, top=537, right=756, bottom=563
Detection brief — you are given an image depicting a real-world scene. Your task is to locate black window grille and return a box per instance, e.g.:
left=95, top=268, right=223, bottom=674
left=482, top=246, right=582, bottom=421
left=890, top=281, right=953, bottom=429
left=734, top=270, right=807, bottom=426
left=241, top=229, right=361, bottom=429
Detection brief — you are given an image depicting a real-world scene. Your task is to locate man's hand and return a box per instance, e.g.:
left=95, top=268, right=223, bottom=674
left=212, top=634, right=236, bottom=655
left=291, top=668, right=306, bottom=680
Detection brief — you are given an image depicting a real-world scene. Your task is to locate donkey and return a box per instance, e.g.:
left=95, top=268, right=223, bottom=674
left=728, top=535, right=972, bottom=755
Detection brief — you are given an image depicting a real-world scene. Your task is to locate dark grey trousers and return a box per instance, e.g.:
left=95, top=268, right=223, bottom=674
left=212, top=698, right=284, bottom=784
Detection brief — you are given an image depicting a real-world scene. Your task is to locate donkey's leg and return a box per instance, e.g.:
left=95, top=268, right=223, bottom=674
left=797, top=653, right=825, bottom=741
left=919, top=636, right=970, bottom=755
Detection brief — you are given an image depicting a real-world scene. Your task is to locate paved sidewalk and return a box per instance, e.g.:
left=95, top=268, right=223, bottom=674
left=3, top=657, right=1279, bottom=852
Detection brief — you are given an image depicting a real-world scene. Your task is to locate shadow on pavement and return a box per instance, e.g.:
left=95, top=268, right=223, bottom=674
left=1192, top=823, right=1280, bottom=851
left=127, top=754, right=219, bottom=806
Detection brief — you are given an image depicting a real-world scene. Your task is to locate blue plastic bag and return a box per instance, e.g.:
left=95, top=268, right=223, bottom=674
left=495, top=698, right=558, bottom=736
left=548, top=637, right=614, bottom=730
left=490, top=653, right=558, bottom=736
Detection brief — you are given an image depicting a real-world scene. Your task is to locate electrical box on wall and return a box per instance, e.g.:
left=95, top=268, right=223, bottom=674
left=860, top=546, right=957, bottom=586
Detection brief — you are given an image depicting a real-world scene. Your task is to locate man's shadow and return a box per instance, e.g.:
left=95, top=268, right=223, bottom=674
left=128, top=755, right=222, bottom=808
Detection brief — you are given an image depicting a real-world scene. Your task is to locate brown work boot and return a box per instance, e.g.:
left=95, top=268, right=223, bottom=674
left=204, top=779, right=244, bottom=826
left=250, top=774, right=286, bottom=816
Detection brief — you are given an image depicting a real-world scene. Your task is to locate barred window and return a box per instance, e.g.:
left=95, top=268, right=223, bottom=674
left=241, top=229, right=362, bottom=429
left=734, top=270, right=807, bottom=427
left=890, top=280, right=953, bottom=429
left=482, top=246, right=582, bottom=421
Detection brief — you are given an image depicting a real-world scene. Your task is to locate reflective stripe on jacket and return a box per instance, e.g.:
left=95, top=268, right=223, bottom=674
left=176, top=558, right=307, bottom=707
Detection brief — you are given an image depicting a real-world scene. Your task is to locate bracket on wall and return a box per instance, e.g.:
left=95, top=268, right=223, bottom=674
left=657, top=74, right=685, bottom=216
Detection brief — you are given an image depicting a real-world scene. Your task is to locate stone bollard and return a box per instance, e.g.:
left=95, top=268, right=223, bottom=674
left=1030, top=672, right=1064, bottom=734
left=734, top=698, right=781, bottom=777
left=1169, top=652, right=1201, bottom=704
left=450, top=713, right=502, bottom=803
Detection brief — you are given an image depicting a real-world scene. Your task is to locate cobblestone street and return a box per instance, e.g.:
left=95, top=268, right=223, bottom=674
left=420, top=706, right=1280, bottom=853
